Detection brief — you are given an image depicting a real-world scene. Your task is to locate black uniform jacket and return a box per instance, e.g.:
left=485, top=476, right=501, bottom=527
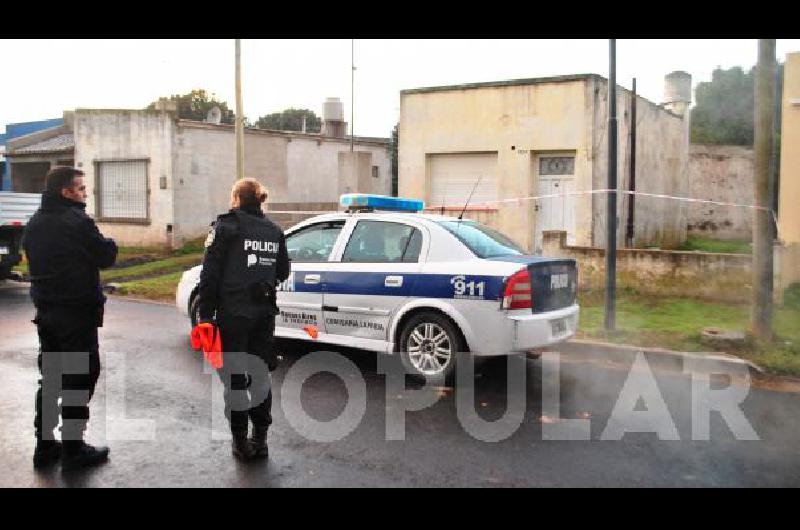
left=198, top=205, right=290, bottom=321
left=23, top=192, right=118, bottom=310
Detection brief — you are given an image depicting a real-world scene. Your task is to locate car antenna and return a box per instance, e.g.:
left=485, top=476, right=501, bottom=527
left=458, top=175, right=482, bottom=221
left=440, top=175, right=449, bottom=216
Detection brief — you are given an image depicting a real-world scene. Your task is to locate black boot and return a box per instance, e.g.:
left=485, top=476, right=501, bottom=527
left=33, top=439, right=62, bottom=469
left=232, top=432, right=254, bottom=461
left=62, top=441, right=110, bottom=471
left=251, top=427, right=269, bottom=459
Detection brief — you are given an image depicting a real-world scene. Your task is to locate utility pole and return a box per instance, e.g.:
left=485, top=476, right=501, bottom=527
left=605, top=39, right=618, bottom=331
left=625, top=78, right=637, bottom=248
left=752, top=39, right=776, bottom=339
left=235, top=39, right=245, bottom=181
left=351, top=39, right=355, bottom=153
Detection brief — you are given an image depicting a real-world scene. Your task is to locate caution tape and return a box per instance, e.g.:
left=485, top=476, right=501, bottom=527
left=267, top=189, right=780, bottom=237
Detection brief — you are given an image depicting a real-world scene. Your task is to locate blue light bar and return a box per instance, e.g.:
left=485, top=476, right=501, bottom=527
left=340, top=194, right=425, bottom=212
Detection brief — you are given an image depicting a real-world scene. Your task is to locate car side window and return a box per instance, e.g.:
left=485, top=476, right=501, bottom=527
left=341, top=220, right=422, bottom=263
left=286, top=221, right=345, bottom=262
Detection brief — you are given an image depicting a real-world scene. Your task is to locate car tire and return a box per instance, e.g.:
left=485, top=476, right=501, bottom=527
left=189, top=292, right=201, bottom=328
left=397, top=311, right=466, bottom=383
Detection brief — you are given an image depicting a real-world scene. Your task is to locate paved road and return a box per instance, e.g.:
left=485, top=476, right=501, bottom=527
left=1, top=281, right=799, bottom=487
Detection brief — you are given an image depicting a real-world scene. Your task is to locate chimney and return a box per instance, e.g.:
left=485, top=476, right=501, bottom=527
left=663, top=71, right=692, bottom=117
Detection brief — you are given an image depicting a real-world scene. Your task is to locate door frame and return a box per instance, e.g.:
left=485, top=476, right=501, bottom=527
left=532, top=151, right=577, bottom=253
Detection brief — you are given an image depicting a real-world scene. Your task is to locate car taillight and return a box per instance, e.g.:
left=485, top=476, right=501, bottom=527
left=502, top=268, right=532, bottom=310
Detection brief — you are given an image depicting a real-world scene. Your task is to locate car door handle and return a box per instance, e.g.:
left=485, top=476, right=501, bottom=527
left=385, top=275, right=403, bottom=287
left=304, top=274, right=321, bottom=285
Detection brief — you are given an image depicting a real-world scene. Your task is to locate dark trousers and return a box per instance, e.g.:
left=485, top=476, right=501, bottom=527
left=216, top=310, right=275, bottom=435
left=34, top=307, right=101, bottom=441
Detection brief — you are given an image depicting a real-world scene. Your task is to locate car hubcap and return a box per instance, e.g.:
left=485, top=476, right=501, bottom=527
left=407, top=323, right=451, bottom=375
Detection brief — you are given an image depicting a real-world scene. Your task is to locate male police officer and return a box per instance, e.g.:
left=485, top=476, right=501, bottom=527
left=198, top=178, right=290, bottom=461
left=24, top=167, right=118, bottom=470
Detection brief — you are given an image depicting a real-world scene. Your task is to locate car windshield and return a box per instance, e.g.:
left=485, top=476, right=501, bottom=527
left=438, top=220, right=525, bottom=258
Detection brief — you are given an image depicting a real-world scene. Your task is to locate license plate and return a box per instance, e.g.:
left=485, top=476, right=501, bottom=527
left=0, top=247, right=8, bottom=255
left=550, top=317, right=567, bottom=336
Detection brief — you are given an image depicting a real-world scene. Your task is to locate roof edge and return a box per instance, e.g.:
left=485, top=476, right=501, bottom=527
left=401, top=74, right=601, bottom=95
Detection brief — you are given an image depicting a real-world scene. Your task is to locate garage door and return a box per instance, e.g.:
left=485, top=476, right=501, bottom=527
left=428, top=153, right=498, bottom=209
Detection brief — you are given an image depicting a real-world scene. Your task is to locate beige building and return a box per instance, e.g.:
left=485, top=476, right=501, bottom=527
left=777, top=52, right=800, bottom=298
left=6, top=101, right=391, bottom=247
left=399, top=73, right=692, bottom=253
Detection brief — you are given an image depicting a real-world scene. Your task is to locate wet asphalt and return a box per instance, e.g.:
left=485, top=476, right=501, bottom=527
left=1, top=281, right=799, bottom=487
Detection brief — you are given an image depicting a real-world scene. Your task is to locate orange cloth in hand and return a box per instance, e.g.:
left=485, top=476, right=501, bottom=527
left=190, top=323, right=224, bottom=369
left=303, top=325, right=318, bottom=339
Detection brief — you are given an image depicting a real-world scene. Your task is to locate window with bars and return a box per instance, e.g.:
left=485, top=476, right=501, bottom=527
left=97, top=160, right=149, bottom=221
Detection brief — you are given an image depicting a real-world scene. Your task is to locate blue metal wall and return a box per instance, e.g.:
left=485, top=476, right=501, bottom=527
left=0, top=118, right=64, bottom=191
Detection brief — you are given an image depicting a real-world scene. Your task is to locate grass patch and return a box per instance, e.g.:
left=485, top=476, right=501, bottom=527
left=783, top=283, right=800, bottom=311
left=677, top=235, right=751, bottom=254
left=112, top=271, right=184, bottom=301
left=101, top=253, right=202, bottom=282
left=577, top=291, right=800, bottom=376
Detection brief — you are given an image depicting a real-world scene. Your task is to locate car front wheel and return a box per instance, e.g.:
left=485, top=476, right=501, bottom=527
left=189, top=293, right=201, bottom=328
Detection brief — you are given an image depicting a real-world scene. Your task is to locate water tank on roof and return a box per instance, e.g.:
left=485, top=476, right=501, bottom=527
left=664, top=71, right=692, bottom=104
left=206, top=106, right=222, bottom=124
left=323, top=97, right=344, bottom=122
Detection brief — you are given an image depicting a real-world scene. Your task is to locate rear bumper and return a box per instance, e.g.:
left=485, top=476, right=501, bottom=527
left=470, top=304, right=579, bottom=357
left=511, top=304, right=579, bottom=351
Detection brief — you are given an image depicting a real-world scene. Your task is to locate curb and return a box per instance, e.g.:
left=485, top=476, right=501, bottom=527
left=106, top=294, right=176, bottom=307
left=559, top=338, right=764, bottom=374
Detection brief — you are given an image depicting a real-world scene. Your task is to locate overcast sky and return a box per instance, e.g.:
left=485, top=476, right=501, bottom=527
left=1, top=39, right=798, bottom=138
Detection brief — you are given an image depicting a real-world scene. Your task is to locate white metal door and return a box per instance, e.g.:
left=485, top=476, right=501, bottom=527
left=428, top=153, right=498, bottom=209
left=534, top=154, right=576, bottom=253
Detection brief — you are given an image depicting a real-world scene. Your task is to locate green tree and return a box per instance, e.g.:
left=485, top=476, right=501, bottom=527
left=147, top=89, right=236, bottom=124
left=255, top=109, right=321, bottom=132
left=691, top=63, right=784, bottom=146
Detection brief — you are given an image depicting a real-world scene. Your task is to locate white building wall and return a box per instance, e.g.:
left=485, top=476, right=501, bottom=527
left=285, top=137, right=391, bottom=202
left=74, top=109, right=175, bottom=246
left=74, top=111, right=391, bottom=247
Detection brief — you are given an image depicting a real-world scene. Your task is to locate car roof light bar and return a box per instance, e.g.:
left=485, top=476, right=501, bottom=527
left=340, top=194, right=425, bottom=213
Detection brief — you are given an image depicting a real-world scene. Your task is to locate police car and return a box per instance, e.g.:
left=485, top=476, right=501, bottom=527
left=177, top=194, right=578, bottom=379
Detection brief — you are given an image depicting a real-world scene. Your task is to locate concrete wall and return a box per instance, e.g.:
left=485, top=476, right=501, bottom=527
left=542, top=230, right=752, bottom=303
left=776, top=52, right=800, bottom=299
left=588, top=77, right=690, bottom=249
left=286, top=137, right=390, bottom=203
left=172, top=124, right=290, bottom=245
left=399, top=76, right=689, bottom=253
left=779, top=53, right=800, bottom=246
left=400, top=78, right=591, bottom=253
left=74, top=109, right=176, bottom=246
left=173, top=124, right=391, bottom=245
left=686, top=144, right=754, bottom=240
left=75, top=110, right=390, bottom=247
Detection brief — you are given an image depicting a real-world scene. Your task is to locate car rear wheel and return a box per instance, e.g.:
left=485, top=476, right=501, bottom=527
left=397, top=311, right=465, bottom=382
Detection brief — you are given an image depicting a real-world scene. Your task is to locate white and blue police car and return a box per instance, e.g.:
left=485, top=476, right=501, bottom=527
left=177, top=194, right=578, bottom=379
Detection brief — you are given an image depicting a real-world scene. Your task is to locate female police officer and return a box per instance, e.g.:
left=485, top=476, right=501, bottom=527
left=197, top=178, right=290, bottom=461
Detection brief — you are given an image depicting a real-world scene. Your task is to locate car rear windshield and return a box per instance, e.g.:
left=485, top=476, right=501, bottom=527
left=438, top=220, right=525, bottom=258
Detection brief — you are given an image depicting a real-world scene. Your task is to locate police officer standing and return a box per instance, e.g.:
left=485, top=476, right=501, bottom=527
left=24, top=167, right=118, bottom=470
left=198, top=178, right=290, bottom=461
